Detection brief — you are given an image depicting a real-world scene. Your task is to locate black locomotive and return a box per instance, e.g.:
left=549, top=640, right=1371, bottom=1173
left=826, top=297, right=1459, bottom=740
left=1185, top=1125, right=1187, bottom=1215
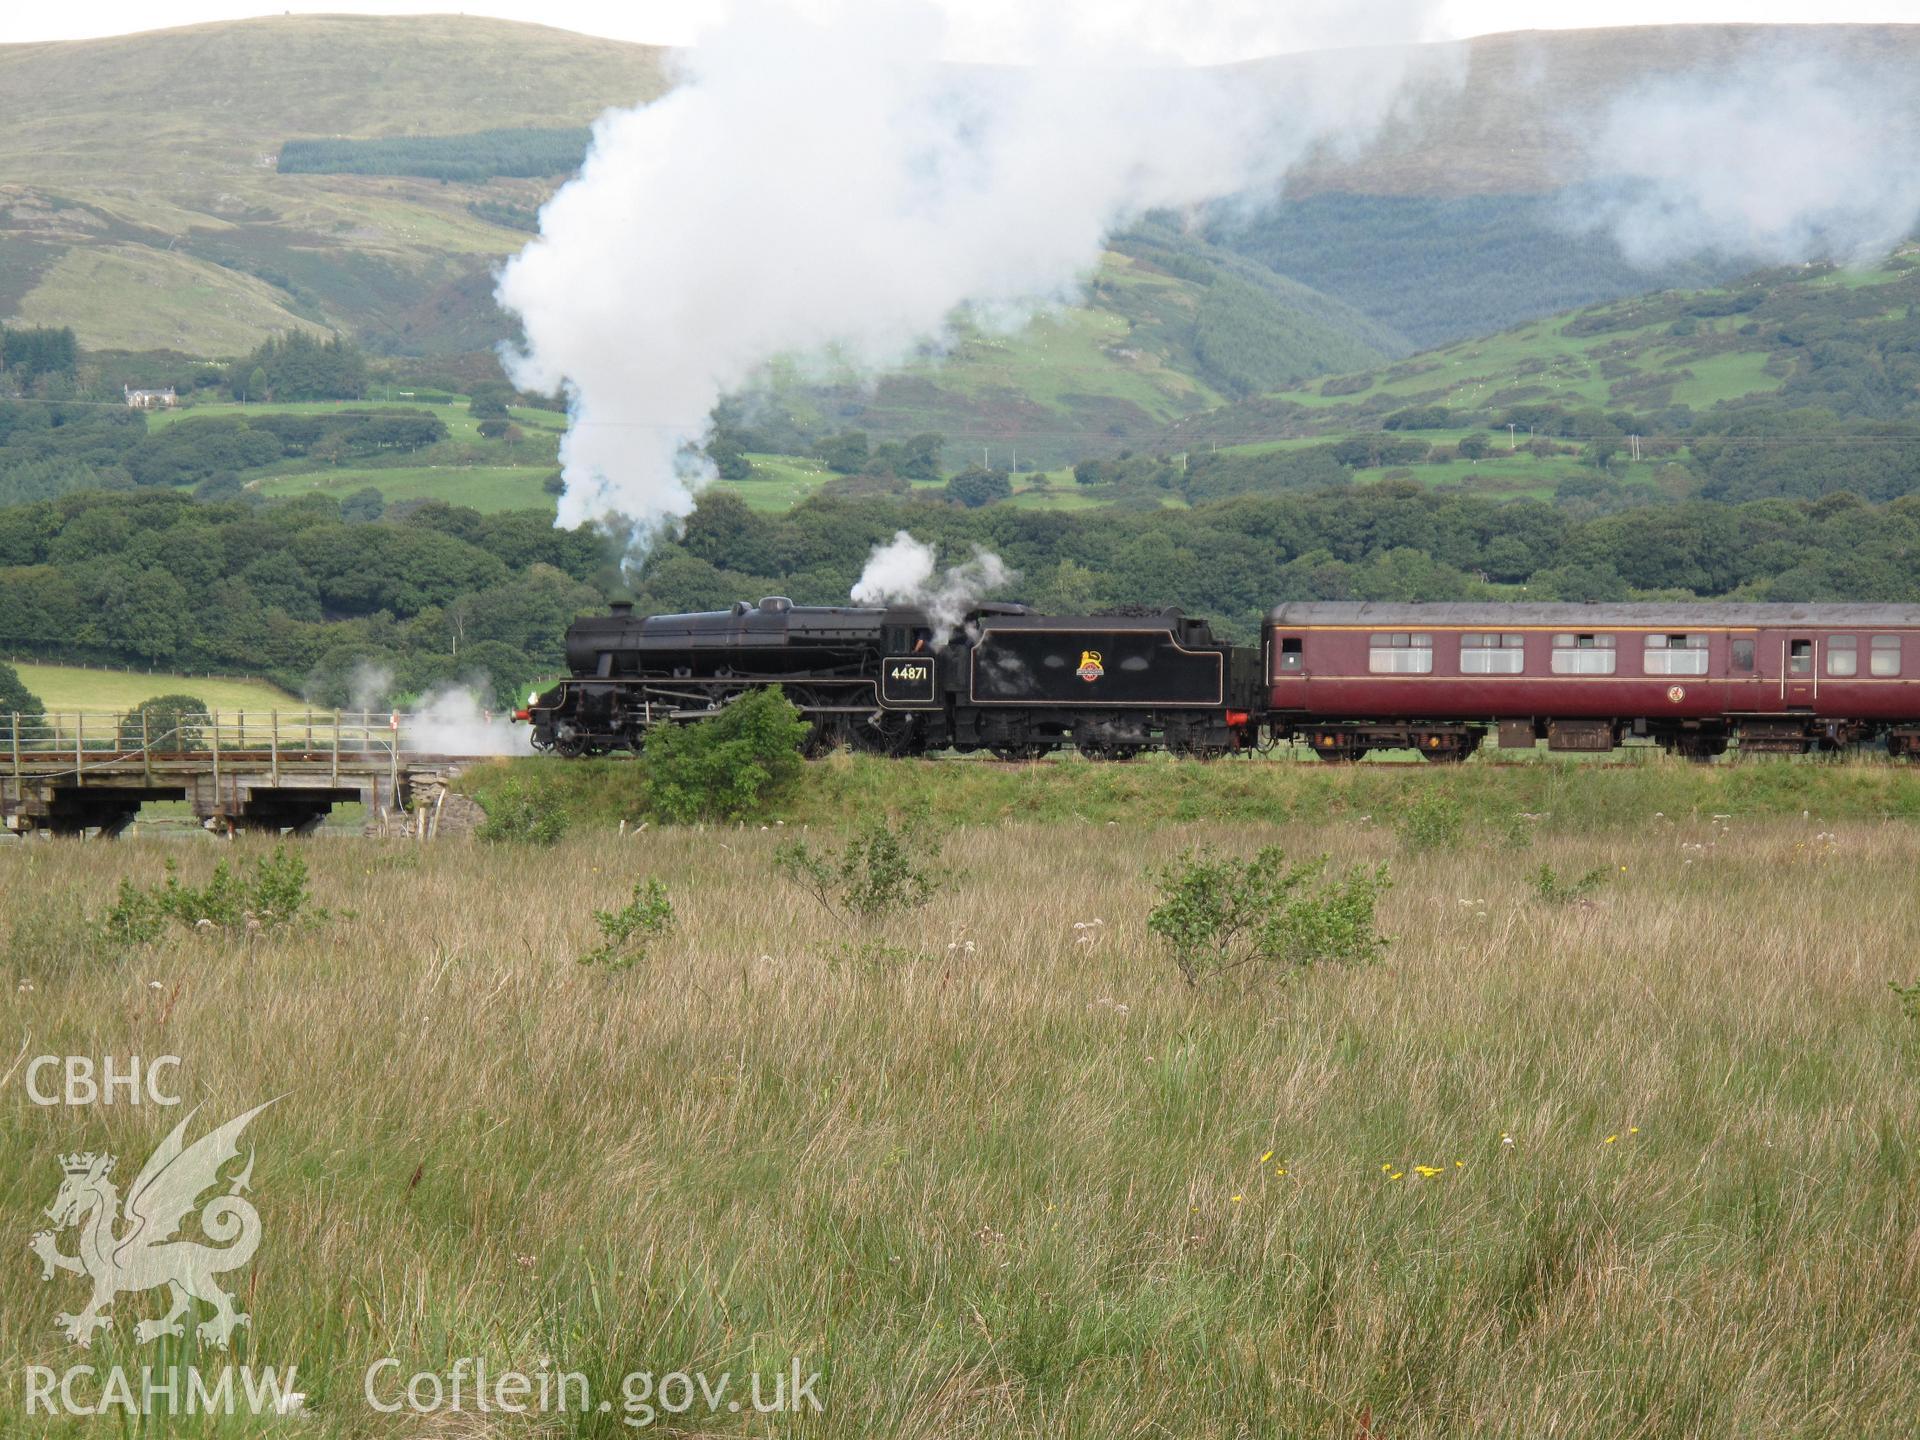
left=519, top=598, right=1265, bottom=759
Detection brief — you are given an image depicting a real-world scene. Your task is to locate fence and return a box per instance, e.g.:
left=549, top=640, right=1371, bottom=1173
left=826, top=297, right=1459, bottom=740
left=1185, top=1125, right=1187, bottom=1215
left=4, top=709, right=418, bottom=785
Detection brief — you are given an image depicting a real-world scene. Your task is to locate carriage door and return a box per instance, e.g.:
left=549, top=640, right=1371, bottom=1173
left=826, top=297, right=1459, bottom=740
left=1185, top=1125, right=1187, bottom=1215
left=1271, top=634, right=1307, bottom=712
left=1783, top=635, right=1817, bottom=709
left=1724, top=632, right=1758, bottom=710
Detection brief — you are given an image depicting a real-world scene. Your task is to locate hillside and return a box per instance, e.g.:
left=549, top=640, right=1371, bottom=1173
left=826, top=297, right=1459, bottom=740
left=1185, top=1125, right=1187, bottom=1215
left=1278, top=24, right=1920, bottom=198
left=0, top=16, right=669, bottom=352
left=7, top=17, right=1917, bottom=385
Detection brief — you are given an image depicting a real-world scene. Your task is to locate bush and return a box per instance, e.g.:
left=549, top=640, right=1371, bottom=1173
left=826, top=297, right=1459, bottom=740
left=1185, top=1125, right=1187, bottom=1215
left=1147, top=845, right=1389, bottom=987
left=944, top=466, right=1012, bottom=508
left=641, top=686, right=811, bottom=823
left=98, top=847, right=319, bottom=944
left=0, top=660, right=44, bottom=742
left=580, top=879, right=676, bottom=971
left=1529, top=863, right=1609, bottom=905
left=1397, top=791, right=1465, bottom=852
left=116, top=693, right=210, bottom=752
left=475, top=777, right=571, bottom=846
left=774, top=815, right=940, bottom=927
left=1888, top=979, right=1920, bottom=1022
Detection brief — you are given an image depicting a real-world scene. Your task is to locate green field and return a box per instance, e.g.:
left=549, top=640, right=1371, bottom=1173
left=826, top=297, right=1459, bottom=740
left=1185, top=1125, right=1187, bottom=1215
left=255, top=463, right=558, bottom=512
left=5, top=785, right=1918, bottom=1435
left=10, top=662, right=297, bottom=716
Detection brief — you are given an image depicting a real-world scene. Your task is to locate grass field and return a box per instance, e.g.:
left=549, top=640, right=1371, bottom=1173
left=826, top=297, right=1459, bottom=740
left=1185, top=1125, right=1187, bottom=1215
left=254, top=463, right=558, bottom=513
left=9, top=663, right=297, bottom=716
left=2, top=793, right=1917, bottom=1435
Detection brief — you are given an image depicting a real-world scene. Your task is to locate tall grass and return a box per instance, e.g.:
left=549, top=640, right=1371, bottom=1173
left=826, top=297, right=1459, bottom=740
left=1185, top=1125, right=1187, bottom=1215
left=1, top=813, right=1917, bottom=1435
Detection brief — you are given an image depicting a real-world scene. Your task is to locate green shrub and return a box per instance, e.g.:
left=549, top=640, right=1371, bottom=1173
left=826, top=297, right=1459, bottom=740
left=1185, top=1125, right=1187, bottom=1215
left=580, top=879, right=676, bottom=972
left=1530, top=863, right=1609, bottom=905
left=774, top=815, right=940, bottom=927
left=115, top=693, right=211, bottom=752
left=1890, top=979, right=1920, bottom=1022
left=98, top=847, right=319, bottom=944
left=1397, top=791, right=1465, bottom=852
left=1147, top=845, right=1390, bottom=987
left=475, top=778, right=570, bottom=846
left=642, top=686, right=811, bottom=823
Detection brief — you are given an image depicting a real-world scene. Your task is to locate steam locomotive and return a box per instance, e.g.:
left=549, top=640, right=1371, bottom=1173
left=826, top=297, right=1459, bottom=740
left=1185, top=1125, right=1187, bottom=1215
left=520, top=599, right=1920, bottom=761
left=520, top=598, right=1265, bottom=759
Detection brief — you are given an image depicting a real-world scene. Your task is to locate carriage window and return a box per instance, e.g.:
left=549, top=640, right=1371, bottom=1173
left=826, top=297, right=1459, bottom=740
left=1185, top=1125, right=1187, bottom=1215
left=1872, top=635, right=1902, bottom=676
left=1551, top=632, right=1615, bottom=675
left=1368, top=632, right=1433, bottom=674
left=1731, top=639, right=1755, bottom=672
left=1278, top=636, right=1303, bottom=673
left=1644, top=633, right=1709, bottom=676
left=1789, top=640, right=1813, bottom=675
left=1826, top=635, right=1858, bottom=676
left=1460, top=632, right=1525, bottom=674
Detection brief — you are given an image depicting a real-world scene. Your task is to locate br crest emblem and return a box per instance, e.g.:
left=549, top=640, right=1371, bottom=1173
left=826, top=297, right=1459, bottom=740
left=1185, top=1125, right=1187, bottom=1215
left=1667, top=685, right=1686, bottom=703
left=1076, top=650, right=1104, bottom=682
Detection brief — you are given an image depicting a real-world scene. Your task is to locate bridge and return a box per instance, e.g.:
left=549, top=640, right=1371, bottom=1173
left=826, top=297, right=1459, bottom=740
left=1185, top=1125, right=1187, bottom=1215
left=1, top=710, right=475, bottom=837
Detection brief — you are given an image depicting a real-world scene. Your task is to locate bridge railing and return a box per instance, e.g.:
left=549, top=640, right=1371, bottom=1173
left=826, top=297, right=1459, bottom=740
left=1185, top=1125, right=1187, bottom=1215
left=3, top=709, right=418, bottom=780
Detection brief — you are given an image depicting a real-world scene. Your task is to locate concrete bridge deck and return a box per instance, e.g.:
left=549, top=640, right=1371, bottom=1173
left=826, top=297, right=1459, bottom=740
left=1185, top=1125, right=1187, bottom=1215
left=3, top=710, right=470, bottom=836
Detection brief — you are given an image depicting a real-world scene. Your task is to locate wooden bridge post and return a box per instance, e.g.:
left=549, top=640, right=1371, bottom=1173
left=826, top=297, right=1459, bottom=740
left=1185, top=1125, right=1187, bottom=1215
left=141, top=710, right=150, bottom=784
left=211, top=710, right=221, bottom=806
left=331, top=711, right=340, bottom=781
left=10, top=713, right=18, bottom=779
left=270, top=710, right=280, bottom=785
left=75, top=713, right=83, bottom=787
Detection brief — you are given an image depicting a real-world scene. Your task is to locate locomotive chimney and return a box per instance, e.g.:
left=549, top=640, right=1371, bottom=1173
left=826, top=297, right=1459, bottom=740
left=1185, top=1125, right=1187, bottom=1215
left=609, top=601, right=634, bottom=617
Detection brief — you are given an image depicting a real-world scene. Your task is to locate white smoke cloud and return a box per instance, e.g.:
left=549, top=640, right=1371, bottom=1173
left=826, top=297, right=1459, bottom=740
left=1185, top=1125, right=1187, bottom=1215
left=494, top=0, right=1456, bottom=560
left=332, top=664, right=531, bottom=757
left=1577, top=45, right=1920, bottom=268
left=851, top=529, right=1016, bottom=637
left=402, top=685, right=534, bottom=758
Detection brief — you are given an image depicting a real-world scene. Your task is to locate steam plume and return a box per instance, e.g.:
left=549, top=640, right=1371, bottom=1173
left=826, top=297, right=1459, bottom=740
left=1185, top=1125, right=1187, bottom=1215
left=1578, top=42, right=1920, bottom=268
left=495, top=0, right=1453, bottom=561
left=852, top=530, right=1015, bottom=638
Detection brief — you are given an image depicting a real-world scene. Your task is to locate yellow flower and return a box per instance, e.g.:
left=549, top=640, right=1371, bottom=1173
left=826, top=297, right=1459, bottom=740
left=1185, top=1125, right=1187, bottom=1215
left=1260, top=1149, right=1274, bottom=1164
left=1628, top=1126, right=1640, bottom=1135
left=1455, top=1160, right=1465, bottom=1168
left=1389, top=1172, right=1403, bottom=1181
left=1231, top=1195, right=1244, bottom=1204
left=1604, top=1134, right=1618, bottom=1144
left=1274, top=1168, right=1287, bottom=1177
left=1382, top=1163, right=1394, bottom=1172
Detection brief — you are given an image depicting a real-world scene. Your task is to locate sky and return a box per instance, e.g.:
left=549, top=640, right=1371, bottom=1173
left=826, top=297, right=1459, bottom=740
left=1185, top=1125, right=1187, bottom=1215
left=4, top=0, right=1918, bottom=56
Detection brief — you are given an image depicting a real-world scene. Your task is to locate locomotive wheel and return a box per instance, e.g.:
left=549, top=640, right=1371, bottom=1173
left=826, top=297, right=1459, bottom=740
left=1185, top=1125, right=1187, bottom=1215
left=991, top=743, right=1046, bottom=763
left=855, top=713, right=922, bottom=757
left=555, top=735, right=586, bottom=759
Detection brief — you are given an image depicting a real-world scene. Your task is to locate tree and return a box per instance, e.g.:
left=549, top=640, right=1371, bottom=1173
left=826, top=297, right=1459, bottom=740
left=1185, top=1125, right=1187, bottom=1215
left=477, top=418, right=510, bottom=440
left=0, top=660, right=44, bottom=743
left=116, top=693, right=211, bottom=752
left=246, top=367, right=269, bottom=403
left=231, top=332, right=367, bottom=402
left=0, top=326, right=78, bottom=379
left=816, top=430, right=870, bottom=475
left=1457, top=433, right=1492, bottom=460
left=707, top=429, right=752, bottom=480
left=467, top=382, right=513, bottom=419
left=944, top=466, right=1012, bottom=508
left=340, top=487, right=386, bottom=523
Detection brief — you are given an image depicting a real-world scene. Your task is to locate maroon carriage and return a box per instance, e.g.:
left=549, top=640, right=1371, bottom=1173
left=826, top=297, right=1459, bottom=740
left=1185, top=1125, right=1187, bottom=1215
left=1266, top=603, right=1920, bottom=762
